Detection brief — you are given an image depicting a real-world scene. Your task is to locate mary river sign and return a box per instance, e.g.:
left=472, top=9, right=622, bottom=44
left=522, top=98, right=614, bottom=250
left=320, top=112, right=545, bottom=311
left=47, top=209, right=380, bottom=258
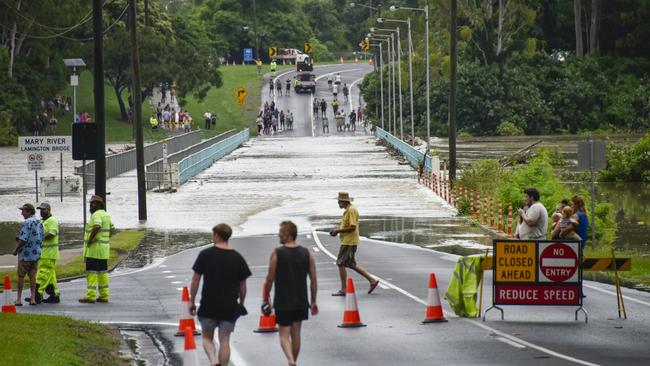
left=19, top=136, right=72, bottom=153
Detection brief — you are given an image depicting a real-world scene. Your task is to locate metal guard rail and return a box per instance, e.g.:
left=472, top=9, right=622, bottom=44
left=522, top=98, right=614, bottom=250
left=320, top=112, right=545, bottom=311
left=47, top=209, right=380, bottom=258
left=178, top=129, right=249, bottom=184
left=375, top=127, right=432, bottom=171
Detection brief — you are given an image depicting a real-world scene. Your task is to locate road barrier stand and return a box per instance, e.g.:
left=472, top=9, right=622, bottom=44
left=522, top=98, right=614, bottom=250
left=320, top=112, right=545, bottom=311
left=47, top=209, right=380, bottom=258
left=183, top=326, right=199, bottom=366
left=423, top=273, right=448, bottom=323
left=338, top=278, right=366, bottom=328
left=175, top=287, right=200, bottom=336
left=611, top=249, right=628, bottom=319
left=477, top=249, right=490, bottom=317
left=507, top=203, right=513, bottom=236
left=2, top=275, right=16, bottom=313
left=497, top=200, right=504, bottom=233
left=483, top=240, right=588, bottom=323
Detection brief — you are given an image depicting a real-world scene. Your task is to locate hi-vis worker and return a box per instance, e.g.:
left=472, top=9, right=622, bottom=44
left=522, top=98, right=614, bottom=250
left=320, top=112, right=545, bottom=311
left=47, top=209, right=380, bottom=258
left=257, top=59, right=263, bottom=75
left=270, top=60, right=277, bottom=77
left=149, top=115, right=159, bottom=130
left=35, top=202, right=60, bottom=303
left=79, top=195, right=114, bottom=304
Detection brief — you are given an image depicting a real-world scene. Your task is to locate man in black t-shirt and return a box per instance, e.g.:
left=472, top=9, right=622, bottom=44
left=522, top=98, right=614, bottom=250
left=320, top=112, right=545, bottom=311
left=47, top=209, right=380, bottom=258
left=190, top=223, right=251, bottom=366
left=263, top=221, right=318, bottom=366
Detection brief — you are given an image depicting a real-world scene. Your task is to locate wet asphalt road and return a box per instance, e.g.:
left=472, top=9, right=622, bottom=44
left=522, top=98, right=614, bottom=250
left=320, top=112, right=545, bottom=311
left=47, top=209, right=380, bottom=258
left=12, top=63, right=650, bottom=365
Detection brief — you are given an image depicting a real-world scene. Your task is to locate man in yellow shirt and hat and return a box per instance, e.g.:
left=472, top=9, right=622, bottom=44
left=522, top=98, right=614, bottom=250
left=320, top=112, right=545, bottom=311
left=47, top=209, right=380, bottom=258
left=79, top=195, right=114, bottom=303
left=330, top=192, right=379, bottom=296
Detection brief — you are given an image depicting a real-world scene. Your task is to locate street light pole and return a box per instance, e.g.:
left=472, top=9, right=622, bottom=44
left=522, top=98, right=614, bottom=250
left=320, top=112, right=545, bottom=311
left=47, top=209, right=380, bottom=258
left=253, top=0, right=259, bottom=61
left=378, top=43, right=384, bottom=130
left=396, top=27, right=404, bottom=141
left=449, top=0, right=458, bottom=180
left=391, top=32, right=397, bottom=135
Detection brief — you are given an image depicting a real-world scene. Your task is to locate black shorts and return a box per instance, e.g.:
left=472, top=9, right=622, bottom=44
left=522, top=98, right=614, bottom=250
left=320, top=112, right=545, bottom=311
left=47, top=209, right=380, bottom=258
left=85, top=257, right=108, bottom=273
left=275, top=309, right=308, bottom=326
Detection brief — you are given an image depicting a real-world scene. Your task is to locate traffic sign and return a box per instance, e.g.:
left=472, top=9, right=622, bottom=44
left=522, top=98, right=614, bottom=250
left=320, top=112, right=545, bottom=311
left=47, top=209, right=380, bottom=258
left=304, top=42, right=312, bottom=53
left=360, top=39, right=370, bottom=50
left=243, top=48, right=253, bottom=62
left=268, top=47, right=278, bottom=58
left=27, top=153, right=44, bottom=171
left=539, top=242, right=579, bottom=282
left=19, top=136, right=72, bottom=153
left=494, top=241, right=535, bottom=282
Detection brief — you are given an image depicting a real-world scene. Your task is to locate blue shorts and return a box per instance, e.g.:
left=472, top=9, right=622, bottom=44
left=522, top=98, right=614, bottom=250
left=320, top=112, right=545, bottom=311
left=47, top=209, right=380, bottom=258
left=198, top=316, right=236, bottom=333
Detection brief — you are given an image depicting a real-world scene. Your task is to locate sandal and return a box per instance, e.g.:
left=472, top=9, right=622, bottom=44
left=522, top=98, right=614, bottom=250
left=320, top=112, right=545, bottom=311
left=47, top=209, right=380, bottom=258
left=331, top=290, right=346, bottom=297
left=14, top=302, right=23, bottom=307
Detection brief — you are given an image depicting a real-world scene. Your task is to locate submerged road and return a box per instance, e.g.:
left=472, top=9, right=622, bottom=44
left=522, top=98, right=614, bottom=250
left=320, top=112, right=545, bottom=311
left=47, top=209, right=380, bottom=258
left=15, top=62, right=650, bottom=365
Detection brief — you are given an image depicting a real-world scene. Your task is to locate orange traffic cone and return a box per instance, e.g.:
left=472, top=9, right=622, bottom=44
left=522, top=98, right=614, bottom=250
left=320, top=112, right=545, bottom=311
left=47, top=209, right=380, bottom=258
left=183, top=326, right=199, bottom=366
left=339, top=56, right=344, bottom=64
left=423, top=273, right=448, bottom=323
left=175, top=287, right=200, bottom=336
left=2, top=275, right=16, bottom=313
left=354, top=57, right=359, bottom=63
left=254, top=312, right=279, bottom=333
left=338, top=278, right=366, bottom=328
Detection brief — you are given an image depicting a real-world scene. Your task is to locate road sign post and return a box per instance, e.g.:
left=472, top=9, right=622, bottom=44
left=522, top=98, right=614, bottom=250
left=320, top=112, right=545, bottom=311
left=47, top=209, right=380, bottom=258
left=303, top=42, right=312, bottom=54
left=485, top=240, right=586, bottom=322
left=27, top=153, right=45, bottom=201
left=577, top=139, right=606, bottom=249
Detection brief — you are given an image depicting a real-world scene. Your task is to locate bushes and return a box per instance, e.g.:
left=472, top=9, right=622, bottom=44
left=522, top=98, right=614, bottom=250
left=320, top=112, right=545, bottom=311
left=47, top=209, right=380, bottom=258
left=599, top=133, right=650, bottom=182
left=497, top=121, right=524, bottom=136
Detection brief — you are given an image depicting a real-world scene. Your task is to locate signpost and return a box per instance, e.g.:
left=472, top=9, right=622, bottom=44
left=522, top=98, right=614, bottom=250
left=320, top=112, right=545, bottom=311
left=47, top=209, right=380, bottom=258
left=268, top=47, right=278, bottom=58
left=304, top=42, right=312, bottom=54
left=243, top=48, right=253, bottom=62
left=577, top=139, right=606, bottom=248
left=19, top=136, right=72, bottom=202
left=486, top=240, right=586, bottom=322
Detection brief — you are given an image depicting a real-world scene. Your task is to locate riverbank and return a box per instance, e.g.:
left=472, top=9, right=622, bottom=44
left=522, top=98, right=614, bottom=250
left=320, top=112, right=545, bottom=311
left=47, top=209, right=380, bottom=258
left=0, top=313, right=128, bottom=365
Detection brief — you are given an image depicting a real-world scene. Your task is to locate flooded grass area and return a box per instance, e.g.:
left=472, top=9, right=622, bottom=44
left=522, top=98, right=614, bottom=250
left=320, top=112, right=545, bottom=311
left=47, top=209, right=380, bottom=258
left=0, top=222, right=84, bottom=255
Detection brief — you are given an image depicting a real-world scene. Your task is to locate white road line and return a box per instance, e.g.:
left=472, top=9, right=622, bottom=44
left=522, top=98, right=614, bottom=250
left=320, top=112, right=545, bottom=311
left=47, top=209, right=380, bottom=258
left=497, top=337, right=527, bottom=349
left=583, top=283, right=650, bottom=307
left=348, top=77, right=364, bottom=111
left=311, top=230, right=599, bottom=366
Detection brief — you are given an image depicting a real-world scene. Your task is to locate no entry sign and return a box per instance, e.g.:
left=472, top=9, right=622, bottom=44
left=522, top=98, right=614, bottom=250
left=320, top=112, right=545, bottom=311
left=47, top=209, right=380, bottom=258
left=492, top=240, right=582, bottom=306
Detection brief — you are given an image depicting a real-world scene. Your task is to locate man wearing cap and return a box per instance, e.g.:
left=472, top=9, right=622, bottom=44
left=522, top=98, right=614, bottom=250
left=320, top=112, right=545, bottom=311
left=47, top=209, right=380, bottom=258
left=36, top=203, right=60, bottom=303
left=79, top=195, right=114, bottom=303
left=329, top=192, right=379, bottom=296
left=13, top=204, right=44, bottom=306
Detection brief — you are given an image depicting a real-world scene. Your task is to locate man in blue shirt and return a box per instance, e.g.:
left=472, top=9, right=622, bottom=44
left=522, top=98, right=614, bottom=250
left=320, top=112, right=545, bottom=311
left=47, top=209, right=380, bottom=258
left=571, top=195, right=589, bottom=250
left=13, top=203, right=43, bottom=306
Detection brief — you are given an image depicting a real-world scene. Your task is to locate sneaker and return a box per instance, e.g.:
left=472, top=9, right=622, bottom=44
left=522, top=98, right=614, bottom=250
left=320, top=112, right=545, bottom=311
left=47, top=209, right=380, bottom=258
left=43, top=295, right=60, bottom=304
left=96, top=298, right=109, bottom=303
left=78, top=297, right=96, bottom=303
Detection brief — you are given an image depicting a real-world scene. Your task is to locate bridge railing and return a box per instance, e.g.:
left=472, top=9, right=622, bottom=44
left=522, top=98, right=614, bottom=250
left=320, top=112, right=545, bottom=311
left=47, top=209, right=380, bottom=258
left=178, top=129, right=250, bottom=185
left=375, top=127, right=434, bottom=171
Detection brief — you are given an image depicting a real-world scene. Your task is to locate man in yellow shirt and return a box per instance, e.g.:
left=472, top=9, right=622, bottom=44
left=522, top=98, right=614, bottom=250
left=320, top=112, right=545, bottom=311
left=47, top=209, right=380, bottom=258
left=79, top=195, right=114, bottom=304
left=36, top=203, right=60, bottom=303
left=329, top=192, right=379, bottom=296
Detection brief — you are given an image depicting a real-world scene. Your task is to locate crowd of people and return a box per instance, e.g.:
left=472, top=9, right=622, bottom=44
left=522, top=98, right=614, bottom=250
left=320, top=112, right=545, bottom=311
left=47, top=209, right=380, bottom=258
left=149, top=104, right=195, bottom=133
left=257, top=100, right=294, bottom=135
left=312, top=98, right=364, bottom=134
left=30, top=96, right=76, bottom=135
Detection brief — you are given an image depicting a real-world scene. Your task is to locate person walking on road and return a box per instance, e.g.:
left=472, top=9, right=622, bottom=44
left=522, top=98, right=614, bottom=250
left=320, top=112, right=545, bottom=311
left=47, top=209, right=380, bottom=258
left=342, top=84, right=349, bottom=103
left=79, top=195, right=114, bottom=303
left=330, top=192, right=379, bottom=295
left=263, top=221, right=318, bottom=366
left=517, top=188, right=548, bottom=240
left=35, top=203, right=60, bottom=303
left=13, top=203, right=43, bottom=306
left=270, top=79, right=275, bottom=97
left=320, top=99, right=327, bottom=118
left=285, top=78, right=291, bottom=96
left=270, top=60, right=278, bottom=77
left=276, top=79, right=283, bottom=96
left=190, top=223, right=251, bottom=366
left=313, top=99, right=319, bottom=118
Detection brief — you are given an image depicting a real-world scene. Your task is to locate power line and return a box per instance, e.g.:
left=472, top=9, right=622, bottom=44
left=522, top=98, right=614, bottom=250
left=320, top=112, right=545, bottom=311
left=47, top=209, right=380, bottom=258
left=0, top=0, right=111, bottom=35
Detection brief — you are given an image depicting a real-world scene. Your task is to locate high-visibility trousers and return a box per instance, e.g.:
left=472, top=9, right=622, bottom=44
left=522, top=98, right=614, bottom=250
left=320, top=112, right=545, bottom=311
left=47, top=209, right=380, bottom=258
left=84, top=272, right=110, bottom=300
left=36, top=258, right=59, bottom=296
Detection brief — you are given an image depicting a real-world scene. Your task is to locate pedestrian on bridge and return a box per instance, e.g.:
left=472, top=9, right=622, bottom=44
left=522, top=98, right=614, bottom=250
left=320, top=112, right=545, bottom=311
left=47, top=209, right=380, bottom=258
left=263, top=221, right=318, bottom=366
left=330, top=193, right=379, bottom=296
left=79, top=195, right=113, bottom=303
left=320, top=99, right=327, bottom=118
left=276, top=79, right=283, bottom=96
left=190, top=223, right=251, bottom=366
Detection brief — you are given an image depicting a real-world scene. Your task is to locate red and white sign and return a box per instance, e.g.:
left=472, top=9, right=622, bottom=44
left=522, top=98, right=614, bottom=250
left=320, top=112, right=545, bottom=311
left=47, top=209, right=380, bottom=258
left=538, top=242, right=579, bottom=283
left=27, top=153, right=44, bottom=171
left=495, top=284, right=580, bottom=305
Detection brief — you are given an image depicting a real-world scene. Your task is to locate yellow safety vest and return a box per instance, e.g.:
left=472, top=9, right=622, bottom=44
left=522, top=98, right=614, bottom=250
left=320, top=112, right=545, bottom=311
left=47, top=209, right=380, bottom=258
left=444, top=255, right=483, bottom=317
left=270, top=61, right=277, bottom=71
left=150, top=117, right=158, bottom=127
left=41, top=215, right=60, bottom=260
left=83, top=209, right=113, bottom=260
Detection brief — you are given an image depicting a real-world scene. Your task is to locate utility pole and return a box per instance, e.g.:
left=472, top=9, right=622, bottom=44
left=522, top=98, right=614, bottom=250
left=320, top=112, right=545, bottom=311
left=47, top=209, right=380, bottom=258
left=93, top=0, right=106, bottom=203
left=252, top=0, right=259, bottom=60
left=129, top=0, right=147, bottom=221
left=449, top=0, right=458, bottom=180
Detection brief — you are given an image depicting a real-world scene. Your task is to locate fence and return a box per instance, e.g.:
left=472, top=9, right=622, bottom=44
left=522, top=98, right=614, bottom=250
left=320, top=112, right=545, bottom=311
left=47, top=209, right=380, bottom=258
left=145, top=130, right=237, bottom=190
left=75, top=131, right=202, bottom=187
left=178, top=129, right=250, bottom=185
left=375, top=127, right=436, bottom=171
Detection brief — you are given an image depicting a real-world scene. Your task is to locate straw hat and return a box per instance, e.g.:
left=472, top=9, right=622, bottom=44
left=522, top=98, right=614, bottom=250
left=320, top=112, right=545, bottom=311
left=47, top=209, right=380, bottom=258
left=336, top=192, right=353, bottom=202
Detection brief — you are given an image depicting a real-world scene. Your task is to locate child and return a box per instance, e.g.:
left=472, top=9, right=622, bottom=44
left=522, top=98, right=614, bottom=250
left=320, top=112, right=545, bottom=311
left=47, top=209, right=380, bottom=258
left=552, top=207, right=581, bottom=241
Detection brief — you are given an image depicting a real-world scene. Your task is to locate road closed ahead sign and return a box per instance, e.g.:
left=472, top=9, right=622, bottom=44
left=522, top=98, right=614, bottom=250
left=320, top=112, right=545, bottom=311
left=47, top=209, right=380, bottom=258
left=493, top=240, right=581, bottom=306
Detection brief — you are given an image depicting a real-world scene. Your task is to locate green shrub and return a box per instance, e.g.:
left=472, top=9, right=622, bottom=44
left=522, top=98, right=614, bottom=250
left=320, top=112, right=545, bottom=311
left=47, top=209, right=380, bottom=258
left=459, top=159, right=504, bottom=195
left=496, top=121, right=525, bottom=136
left=599, top=133, right=650, bottom=182
left=0, top=110, right=18, bottom=146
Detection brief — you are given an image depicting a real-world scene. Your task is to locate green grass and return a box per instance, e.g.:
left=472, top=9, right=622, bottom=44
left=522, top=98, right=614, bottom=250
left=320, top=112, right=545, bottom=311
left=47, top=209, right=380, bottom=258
left=584, top=245, right=650, bottom=287
left=0, top=313, right=128, bottom=365
left=0, top=230, right=145, bottom=285
left=55, top=65, right=290, bottom=142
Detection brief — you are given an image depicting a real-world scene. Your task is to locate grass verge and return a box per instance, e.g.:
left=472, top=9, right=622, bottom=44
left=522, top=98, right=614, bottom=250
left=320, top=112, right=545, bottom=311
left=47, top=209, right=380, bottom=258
left=0, top=313, right=128, bottom=366
left=0, top=229, right=145, bottom=285
left=584, top=245, right=650, bottom=288
left=56, top=65, right=290, bottom=142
